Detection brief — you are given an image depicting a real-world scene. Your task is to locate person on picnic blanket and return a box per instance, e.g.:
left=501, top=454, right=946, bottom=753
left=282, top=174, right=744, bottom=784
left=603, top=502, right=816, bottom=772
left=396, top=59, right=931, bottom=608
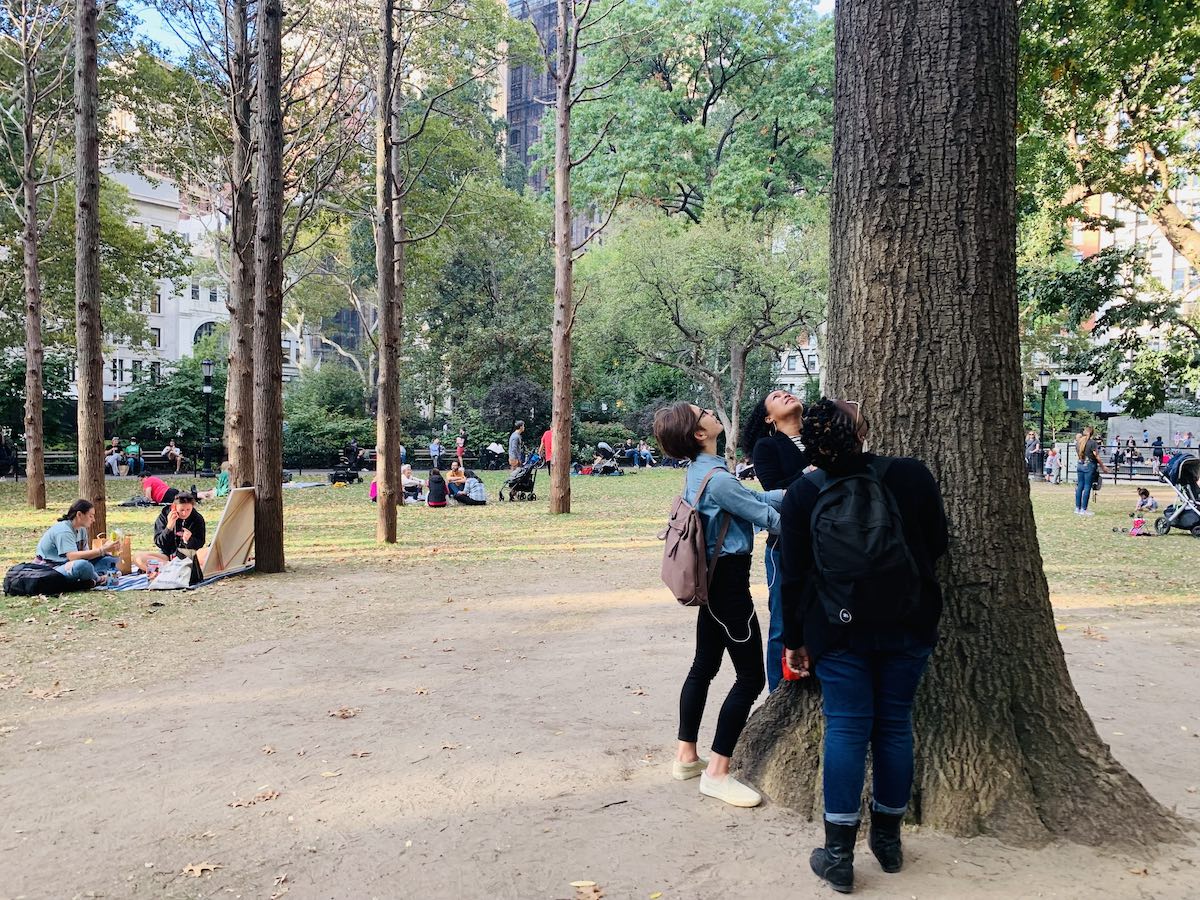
left=34, top=499, right=121, bottom=587
left=133, top=492, right=209, bottom=578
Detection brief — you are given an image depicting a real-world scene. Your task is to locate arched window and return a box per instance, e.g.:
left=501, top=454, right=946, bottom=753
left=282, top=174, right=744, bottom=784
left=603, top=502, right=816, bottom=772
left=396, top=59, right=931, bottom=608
left=193, top=321, right=216, bottom=345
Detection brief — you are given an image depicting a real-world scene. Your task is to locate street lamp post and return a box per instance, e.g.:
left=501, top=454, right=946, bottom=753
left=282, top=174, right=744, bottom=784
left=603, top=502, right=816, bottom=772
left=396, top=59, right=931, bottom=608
left=201, top=359, right=214, bottom=477
left=1038, top=369, right=1050, bottom=477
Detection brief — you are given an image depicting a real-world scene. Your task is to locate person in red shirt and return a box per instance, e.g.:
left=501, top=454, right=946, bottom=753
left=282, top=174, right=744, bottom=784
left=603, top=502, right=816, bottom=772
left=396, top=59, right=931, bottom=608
left=140, top=473, right=180, bottom=505
left=539, top=427, right=553, bottom=466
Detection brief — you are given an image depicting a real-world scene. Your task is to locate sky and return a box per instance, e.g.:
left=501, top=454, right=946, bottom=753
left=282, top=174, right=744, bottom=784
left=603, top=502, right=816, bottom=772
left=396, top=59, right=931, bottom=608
left=130, top=0, right=838, bottom=60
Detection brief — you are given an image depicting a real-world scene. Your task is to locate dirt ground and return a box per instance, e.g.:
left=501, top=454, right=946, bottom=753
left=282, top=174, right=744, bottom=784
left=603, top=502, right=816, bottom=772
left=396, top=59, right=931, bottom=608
left=1, top=552, right=1197, bottom=900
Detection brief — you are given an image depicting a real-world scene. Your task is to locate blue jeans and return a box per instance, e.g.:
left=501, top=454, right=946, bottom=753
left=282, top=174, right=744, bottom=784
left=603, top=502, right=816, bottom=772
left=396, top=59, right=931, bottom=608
left=54, top=555, right=119, bottom=584
left=816, top=646, right=932, bottom=825
left=763, top=544, right=785, bottom=692
left=1075, top=464, right=1096, bottom=510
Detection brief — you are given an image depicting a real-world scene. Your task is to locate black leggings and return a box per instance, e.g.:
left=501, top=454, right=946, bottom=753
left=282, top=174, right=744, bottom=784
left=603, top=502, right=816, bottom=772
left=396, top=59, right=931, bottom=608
left=678, top=554, right=765, bottom=758
left=454, top=494, right=486, bottom=505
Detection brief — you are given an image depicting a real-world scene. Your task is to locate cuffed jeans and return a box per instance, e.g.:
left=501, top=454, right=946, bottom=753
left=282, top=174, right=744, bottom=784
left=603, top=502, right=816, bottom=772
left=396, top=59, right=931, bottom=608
left=816, top=646, right=932, bottom=825
left=763, top=544, right=785, bottom=692
left=1075, top=464, right=1097, bottom=510
left=54, top=555, right=119, bottom=584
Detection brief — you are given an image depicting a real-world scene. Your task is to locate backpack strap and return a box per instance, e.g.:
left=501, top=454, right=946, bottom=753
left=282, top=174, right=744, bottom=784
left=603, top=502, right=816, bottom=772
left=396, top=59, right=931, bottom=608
left=693, top=467, right=732, bottom=586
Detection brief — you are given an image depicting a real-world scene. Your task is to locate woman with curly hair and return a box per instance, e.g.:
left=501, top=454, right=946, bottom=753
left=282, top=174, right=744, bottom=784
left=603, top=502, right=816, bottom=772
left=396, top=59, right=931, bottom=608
left=655, top=401, right=784, bottom=809
left=778, top=399, right=948, bottom=893
left=741, top=389, right=809, bottom=692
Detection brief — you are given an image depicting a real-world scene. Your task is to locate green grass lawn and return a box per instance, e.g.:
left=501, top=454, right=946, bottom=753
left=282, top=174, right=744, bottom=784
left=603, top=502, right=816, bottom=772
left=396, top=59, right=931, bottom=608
left=1, top=470, right=1195, bottom=623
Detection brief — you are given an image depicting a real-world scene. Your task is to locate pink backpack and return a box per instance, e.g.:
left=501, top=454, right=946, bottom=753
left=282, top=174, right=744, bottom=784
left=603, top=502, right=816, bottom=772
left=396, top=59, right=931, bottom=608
left=659, top=469, right=731, bottom=606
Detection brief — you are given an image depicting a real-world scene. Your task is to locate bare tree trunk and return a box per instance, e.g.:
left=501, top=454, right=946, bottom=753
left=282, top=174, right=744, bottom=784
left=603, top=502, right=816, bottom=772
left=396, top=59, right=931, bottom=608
left=736, top=0, right=1182, bottom=847
left=374, top=0, right=400, bottom=543
left=21, top=166, right=46, bottom=510
left=548, top=0, right=574, bottom=514
left=252, top=0, right=286, bottom=573
left=74, top=0, right=105, bottom=537
left=225, top=0, right=256, bottom=487
left=724, top=343, right=747, bottom=467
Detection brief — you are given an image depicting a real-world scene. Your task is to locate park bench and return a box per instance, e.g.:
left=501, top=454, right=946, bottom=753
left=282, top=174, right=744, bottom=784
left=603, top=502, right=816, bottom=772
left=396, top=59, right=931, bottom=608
left=15, top=450, right=77, bottom=476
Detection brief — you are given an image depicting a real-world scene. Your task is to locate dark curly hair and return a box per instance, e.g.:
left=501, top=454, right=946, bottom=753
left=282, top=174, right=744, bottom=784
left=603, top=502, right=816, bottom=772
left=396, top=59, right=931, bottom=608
left=801, top=399, right=863, bottom=470
left=740, top=397, right=772, bottom=454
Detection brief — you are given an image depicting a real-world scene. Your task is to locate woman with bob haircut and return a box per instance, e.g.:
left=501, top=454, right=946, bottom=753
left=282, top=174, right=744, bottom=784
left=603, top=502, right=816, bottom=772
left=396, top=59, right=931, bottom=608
left=653, top=401, right=783, bottom=809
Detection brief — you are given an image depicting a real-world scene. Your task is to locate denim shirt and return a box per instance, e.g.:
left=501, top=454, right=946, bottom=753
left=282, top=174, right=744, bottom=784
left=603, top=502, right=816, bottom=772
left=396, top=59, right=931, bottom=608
left=684, top=453, right=784, bottom=558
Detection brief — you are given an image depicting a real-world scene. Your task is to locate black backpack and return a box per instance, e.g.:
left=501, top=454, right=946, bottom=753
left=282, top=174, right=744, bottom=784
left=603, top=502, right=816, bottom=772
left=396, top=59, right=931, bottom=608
left=806, top=458, right=921, bottom=627
left=3, top=561, right=92, bottom=597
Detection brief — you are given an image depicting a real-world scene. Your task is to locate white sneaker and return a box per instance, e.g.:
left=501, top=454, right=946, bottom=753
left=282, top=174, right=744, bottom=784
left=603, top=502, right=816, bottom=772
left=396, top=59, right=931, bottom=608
left=699, top=772, right=762, bottom=808
left=1081, top=509, right=1095, bottom=516
left=671, top=758, right=707, bottom=781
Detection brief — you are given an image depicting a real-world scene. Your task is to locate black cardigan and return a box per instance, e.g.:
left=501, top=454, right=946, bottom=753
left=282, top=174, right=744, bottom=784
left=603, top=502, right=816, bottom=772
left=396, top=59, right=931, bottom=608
left=752, top=432, right=810, bottom=547
left=778, top=453, right=948, bottom=663
left=153, top=507, right=206, bottom=556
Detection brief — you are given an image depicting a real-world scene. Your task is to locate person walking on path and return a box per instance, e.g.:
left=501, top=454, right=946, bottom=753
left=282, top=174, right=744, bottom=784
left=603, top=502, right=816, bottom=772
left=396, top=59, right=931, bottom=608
left=742, top=389, right=809, bottom=692
left=508, top=421, right=526, bottom=470
left=654, top=401, right=782, bottom=810
left=778, top=399, right=948, bottom=893
left=1151, top=436, right=1165, bottom=475
left=456, top=429, right=467, bottom=467
left=1075, top=426, right=1108, bottom=516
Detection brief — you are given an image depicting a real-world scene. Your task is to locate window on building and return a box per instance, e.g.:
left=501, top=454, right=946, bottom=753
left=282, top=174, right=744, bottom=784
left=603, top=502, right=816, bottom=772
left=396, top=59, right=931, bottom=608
left=1059, top=379, right=1069, bottom=399
left=208, top=286, right=216, bottom=302
left=194, top=322, right=215, bottom=345
left=116, top=358, right=125, bottom=383
left=191, top=279, right=200, bottom=301
left=151, top=327, right=162, bottom=348
left=807, top=354, right=819, bottom=369
left=1069, top=379, right=1079, bottom=400
left=510, top=69, right=524, bottom=101
left=66, top=360, right=76, bottom=382
left=151, top=286, right=162, bottom=314
left=131, top=360, right=143, bottom=381
left=786, top=355, right=797, bottom=372
left=150, top=362, right=161, bottom=383
left=509, top=128, right=521, bottom=148
left=110, top=359, right=117, bottom=382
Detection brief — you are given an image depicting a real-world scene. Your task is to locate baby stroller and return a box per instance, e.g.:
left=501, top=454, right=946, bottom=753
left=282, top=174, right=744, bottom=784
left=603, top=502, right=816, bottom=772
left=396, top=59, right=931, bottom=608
left=499, top=452, right=540, bottom=501
left=592, top=441, right=622, bottom=476
left=1154, top=453, right=1200, bottom=538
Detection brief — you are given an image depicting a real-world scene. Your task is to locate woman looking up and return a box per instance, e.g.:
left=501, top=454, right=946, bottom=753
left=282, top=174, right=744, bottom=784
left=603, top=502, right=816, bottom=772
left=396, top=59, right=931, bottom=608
left=654, top=401, right=783, bottom=809
left=741, top=389, right=808, bottom=692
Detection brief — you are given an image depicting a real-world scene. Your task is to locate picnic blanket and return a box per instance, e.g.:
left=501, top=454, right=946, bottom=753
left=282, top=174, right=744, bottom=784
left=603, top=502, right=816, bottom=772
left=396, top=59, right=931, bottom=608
left=282, top=481, right=328, bottom=489
left=92, top=565, right=256, bottom=592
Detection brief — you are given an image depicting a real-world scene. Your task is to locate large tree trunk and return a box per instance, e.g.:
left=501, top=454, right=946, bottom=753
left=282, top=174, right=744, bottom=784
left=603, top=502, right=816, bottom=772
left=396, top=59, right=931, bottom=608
left=74, top=0, right=105, bottom=537
left=373, top=0, right=400, bottom=543
left=251, top=0, right=286, bottom=573
left=548, top=0, right=573, bottom=514
left=736, top=0, right=1182, bottom=847
left=225, top=0, right=256, bottom=487
left=22, top=170, right=45, bottom=510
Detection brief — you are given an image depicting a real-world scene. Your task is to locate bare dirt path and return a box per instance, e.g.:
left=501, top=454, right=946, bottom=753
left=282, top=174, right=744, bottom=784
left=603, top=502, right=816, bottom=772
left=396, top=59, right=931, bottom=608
left=1, top=553, right=1197, bottom=899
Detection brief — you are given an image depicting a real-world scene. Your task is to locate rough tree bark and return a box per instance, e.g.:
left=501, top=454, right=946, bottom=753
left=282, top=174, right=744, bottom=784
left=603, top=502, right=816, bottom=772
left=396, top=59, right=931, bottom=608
left=735, top=0, right=1183, bottom=847
left=548, top=0, right=575, bottom=514
left=224, top=0, right=256, bottom=487
left=22, top=164, right=46, bottom=510
left=74, top=0, right=105, bottom=536
left=251, top=0, right=285, bottom=573
left=373, top=0, right=400, bottom=543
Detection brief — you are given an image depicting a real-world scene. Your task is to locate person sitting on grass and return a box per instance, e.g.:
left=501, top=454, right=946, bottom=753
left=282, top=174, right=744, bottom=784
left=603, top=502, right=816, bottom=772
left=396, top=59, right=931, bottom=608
left=197, top=461, right=232, bottom=501
left=35, top=499, right=121, bottom=587
left=446, top=461, right=467, bottom=497
left=133, top=492, right=208, bottom=578
left=453, top=469, right=487, bottom=505
left=426, top=468, right=450, bottom=508
left=401, top=464, right=425, bottom=502
left=1131, top=487, right=1159, bottom=518
left=141, top=473, right=180, bottom=505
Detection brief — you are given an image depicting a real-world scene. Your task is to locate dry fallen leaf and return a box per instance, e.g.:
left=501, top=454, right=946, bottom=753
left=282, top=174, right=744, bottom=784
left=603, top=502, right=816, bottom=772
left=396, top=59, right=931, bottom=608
left=1082, top=626, right=1109, bottom=642
left=350, top=750, right=371, bottom=759
left=329, top=707, right=361, bottom=719
left=320, top=771, right=341, bottom=778
left=182, top=862, right=223, bottom=877
left=649, top=893, right=663, bottom=899
left=261, top=745, right=277, bottom=755
left=227, top=790, right=280, bottom=808
left=441, top=743, right=460, bottom=751
left=413, top=688, right=428, bottom=695
left=1128, top=867, right=1149, bottom=876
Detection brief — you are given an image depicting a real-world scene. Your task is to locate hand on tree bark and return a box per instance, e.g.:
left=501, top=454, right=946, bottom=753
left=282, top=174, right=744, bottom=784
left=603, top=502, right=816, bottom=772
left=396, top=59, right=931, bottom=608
left=785, top=646, right=811, bottom=678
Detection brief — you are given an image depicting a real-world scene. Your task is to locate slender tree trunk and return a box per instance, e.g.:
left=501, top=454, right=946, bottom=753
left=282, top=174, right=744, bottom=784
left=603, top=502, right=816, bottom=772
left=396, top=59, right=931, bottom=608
left=74, top=0, right=105, bottom=537
left=736, top=0, right=1182, bottom=847
left=21, top=167, right=45, bottom=510
left=548, top=0, right=574, bottom=514
left=374, top=0, right=400, bottom=543
left=725, top=344, right=747, bottom=467
left=251, top=0, right=286, bottom=573
left=225, top=0, right=257, bottom=487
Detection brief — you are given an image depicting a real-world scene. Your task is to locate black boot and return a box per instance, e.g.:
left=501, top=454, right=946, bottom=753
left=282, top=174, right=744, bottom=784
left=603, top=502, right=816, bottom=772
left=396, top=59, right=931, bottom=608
left=868, top=809, right=905, bottom=873
left=810, top=820, right=858, bottom=893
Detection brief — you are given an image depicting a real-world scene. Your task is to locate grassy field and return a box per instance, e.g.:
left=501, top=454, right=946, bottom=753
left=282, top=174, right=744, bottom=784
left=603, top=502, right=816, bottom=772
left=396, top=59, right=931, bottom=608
left=1, top=469, right=1195, bottom=622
